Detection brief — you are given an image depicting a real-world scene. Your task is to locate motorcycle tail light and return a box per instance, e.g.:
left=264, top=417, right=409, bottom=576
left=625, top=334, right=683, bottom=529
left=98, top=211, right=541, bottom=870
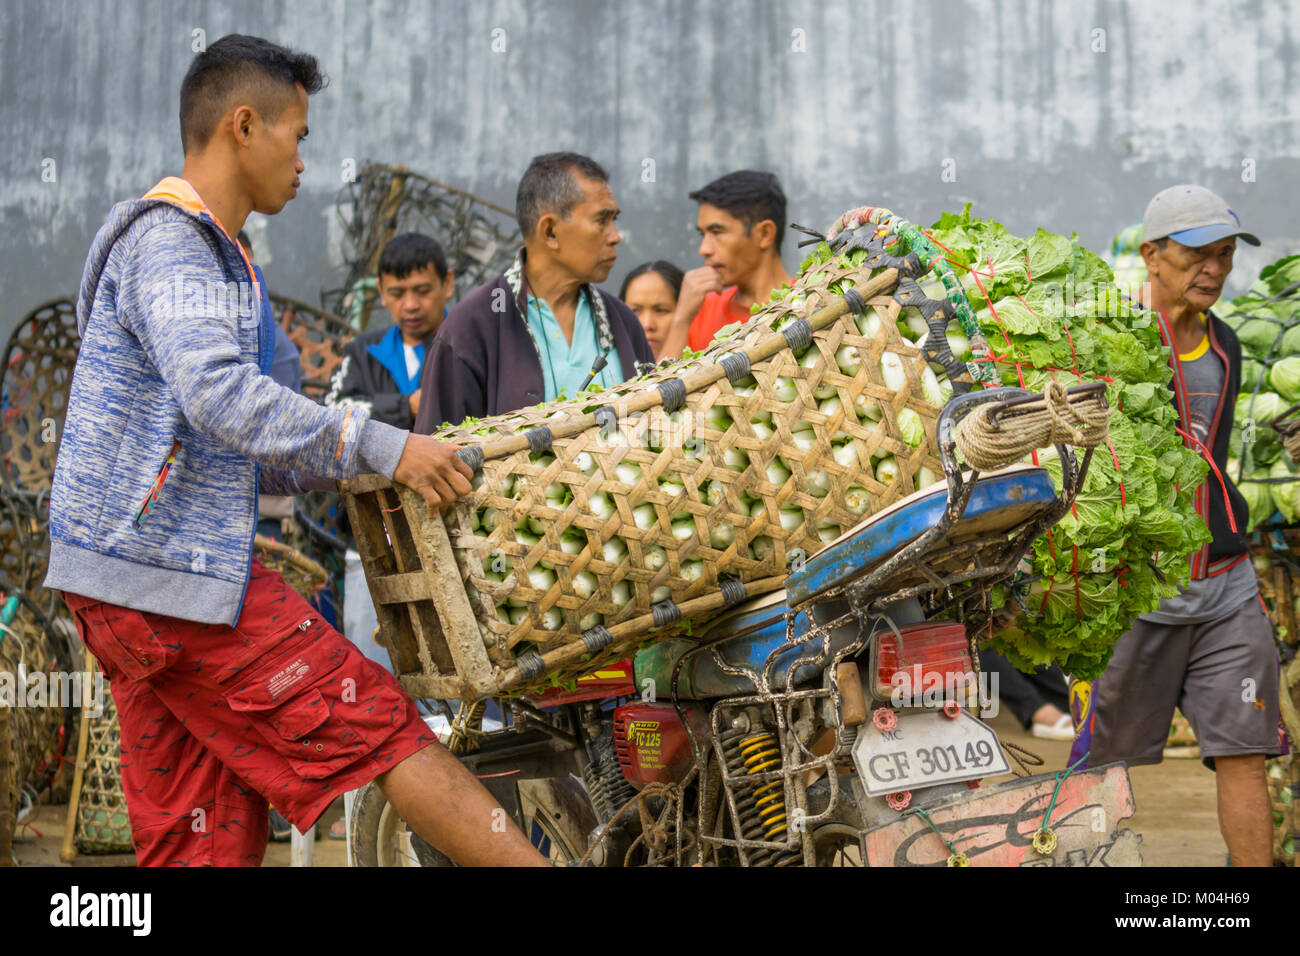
left=868, top=621, right=973, bottom=703
left=613, top=701, right=706, bottom=787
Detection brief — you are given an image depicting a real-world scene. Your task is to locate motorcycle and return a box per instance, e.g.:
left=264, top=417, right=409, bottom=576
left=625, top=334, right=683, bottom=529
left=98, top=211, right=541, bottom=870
left=350, top=384, right=1142, bottom=867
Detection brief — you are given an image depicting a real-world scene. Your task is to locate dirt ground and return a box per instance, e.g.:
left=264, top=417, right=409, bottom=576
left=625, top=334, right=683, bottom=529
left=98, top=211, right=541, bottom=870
left=9, top=706, right=1229, bottom=868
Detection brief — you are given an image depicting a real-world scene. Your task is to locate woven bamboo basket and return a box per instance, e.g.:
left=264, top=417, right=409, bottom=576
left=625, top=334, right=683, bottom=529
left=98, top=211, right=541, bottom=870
left=0, top=604, right=69, bottom=823
left=254, top=534, right=329, bottom=602
left=0, top=705, right=12, bottom=864
left=1249, top=527, right=1300, bottom=647
left=71, top=679, right=133, bottom=855
left=343, top=210, right=1003, bottom=699
left=1268, top=753, right=1296, bottom=866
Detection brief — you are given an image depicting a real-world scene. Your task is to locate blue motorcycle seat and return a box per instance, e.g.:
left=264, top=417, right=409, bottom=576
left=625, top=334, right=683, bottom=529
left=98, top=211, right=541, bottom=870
left=785, top=466, right=1057, bottom=606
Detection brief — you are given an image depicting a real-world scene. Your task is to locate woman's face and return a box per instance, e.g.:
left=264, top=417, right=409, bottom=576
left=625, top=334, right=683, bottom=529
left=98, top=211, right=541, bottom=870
left=624, top=271, right=678, bottom=359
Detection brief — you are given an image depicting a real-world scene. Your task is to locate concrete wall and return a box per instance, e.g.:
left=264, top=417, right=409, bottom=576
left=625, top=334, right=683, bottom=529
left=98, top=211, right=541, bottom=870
left=2, top=0, right=1298, bottom=338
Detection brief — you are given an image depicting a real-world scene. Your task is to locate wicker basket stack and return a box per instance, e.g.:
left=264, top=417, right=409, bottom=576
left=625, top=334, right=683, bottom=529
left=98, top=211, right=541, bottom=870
left=0, top=604, right=69, bottom=828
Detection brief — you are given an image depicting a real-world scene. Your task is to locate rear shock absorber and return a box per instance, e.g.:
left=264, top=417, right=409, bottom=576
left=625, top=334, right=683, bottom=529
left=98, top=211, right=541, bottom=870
left=582, top=724, right=637, bottom=824
left=719, top=726, right=801, bottom=867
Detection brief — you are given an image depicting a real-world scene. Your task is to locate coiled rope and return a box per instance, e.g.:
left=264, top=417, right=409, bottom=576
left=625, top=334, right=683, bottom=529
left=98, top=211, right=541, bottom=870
left=954, top=382, right=1111, bottom=472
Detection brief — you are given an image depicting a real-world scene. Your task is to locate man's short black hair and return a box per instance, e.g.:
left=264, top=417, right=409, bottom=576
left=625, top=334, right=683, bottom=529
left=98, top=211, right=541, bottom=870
left=515, top=152, right=609, bottom=238
left=179, top=34, right=326, bottom=154
left=689, top=170, right=788, bottom=253
left=377, top=233, right=450, bottom=282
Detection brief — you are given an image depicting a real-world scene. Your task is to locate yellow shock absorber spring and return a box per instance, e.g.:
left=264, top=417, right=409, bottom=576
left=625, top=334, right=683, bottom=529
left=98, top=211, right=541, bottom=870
left=739, top=732, right=788, bottom=841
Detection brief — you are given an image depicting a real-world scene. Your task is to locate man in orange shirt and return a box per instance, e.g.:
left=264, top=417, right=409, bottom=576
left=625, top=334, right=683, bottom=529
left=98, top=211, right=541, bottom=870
left=660, top=170, right=794, bottom=358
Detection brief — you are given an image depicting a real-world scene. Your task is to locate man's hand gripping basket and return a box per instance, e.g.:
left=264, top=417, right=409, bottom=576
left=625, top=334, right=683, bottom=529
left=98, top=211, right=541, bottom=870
left=341, top=209, right=997, bottom=701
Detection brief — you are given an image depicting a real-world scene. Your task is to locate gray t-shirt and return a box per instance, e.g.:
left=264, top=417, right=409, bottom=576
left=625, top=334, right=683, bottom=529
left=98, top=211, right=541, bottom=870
left=1140, top=338, right=1258, bottom=624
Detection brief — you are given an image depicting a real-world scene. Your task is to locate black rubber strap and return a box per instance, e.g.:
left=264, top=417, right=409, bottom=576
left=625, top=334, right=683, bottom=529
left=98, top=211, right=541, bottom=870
left=516, top=649, right=546, bottom=680
left=841, top=289, right=866, bottom=314
left=719, top=576, right=747, bottom=607
left=455, top=446, right=484, bottom=473
left=657, top=379, right=687, bottom=413
left=719, top=351, right=752, bottom=385
left=782, top=318, right=813, bottom=353
left=582, top=625, right=614, bottom=652
left=651, top=600, right=682, bottom=627
left=594, top=406, right=618, bottom=435
left=525, top=426, right=553, bottom=454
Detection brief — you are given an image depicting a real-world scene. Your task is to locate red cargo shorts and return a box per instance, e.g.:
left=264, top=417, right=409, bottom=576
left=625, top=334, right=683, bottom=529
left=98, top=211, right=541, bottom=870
left=63, top=558, right=436, bottom=866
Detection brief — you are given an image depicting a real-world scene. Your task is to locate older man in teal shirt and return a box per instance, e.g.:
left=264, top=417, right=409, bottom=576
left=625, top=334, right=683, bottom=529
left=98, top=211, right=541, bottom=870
left=414, top=153, right=654, bottom=432
left=525, top=289, right=623, bottom=400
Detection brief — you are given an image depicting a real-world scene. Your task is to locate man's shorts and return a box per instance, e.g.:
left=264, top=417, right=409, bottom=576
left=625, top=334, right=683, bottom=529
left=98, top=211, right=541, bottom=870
left=1089, top=593, right=1282, bottom=770
left=64, top=558, right=437, bottom=866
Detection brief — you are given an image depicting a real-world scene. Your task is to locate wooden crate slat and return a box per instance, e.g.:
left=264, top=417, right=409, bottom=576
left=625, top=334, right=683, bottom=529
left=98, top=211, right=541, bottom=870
left=370, top=571, right=431, bottom=604
left=402, top=485, right=497, bottom=698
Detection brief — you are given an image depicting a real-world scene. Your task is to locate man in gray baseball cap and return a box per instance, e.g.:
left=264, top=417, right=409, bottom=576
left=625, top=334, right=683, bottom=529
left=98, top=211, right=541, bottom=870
left=1085, top=185, right=1279, bottom=866
left=1143, top=183, right=1261, bottom=250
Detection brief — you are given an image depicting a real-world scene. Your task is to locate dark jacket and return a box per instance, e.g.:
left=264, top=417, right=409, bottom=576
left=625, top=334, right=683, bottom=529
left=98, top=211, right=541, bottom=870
left=1157, top=308, right=1250, bottom=577
left=414, top=253, right=655, bottom=433
left=326, top=323, right=430, bottom=431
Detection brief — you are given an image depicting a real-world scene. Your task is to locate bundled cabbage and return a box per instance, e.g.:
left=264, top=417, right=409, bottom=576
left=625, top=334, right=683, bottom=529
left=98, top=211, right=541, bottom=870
left=1271, top=457, right=1300, bottom=525
left=1230, top=456, right=1277, bottom=530
left=795, top=206, right=1210, bottom=680
left=1221, top=252, right=1300, bottom=529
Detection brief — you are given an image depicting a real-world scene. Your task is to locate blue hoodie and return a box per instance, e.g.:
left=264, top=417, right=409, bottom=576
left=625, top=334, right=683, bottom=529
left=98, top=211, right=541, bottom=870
left=44, top=178, right=407, bottom=625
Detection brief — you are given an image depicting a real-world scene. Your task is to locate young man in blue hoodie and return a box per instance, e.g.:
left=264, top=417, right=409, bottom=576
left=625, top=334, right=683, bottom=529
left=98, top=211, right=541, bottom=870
left=45, top=34, right=546, bottom=866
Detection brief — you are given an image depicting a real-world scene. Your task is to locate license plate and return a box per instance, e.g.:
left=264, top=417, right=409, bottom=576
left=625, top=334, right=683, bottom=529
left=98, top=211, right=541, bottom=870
left=852, top=710, right=1009, bottom=796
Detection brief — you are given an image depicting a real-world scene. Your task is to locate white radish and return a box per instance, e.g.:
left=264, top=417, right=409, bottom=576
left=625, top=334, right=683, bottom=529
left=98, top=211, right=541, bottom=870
left=880, top=352, right=907, bottom=391
left=589, top=491, right=615, bottom=520
left=632, top=503, right=658, bottom=532
left=844, top=485, right=873, bottom=515
left=854, top=393, right=883, bottom=422
left=835, top=345, right=862, bottom=377
left=572, top=570, right=598, bottom=600
left=803, top=469, right=833, bottom=497
left=779, top=507, right=805, bottom=532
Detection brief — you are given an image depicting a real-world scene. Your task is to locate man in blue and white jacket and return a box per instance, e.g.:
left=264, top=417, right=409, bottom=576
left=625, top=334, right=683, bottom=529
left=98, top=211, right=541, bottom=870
left=44, top=34, right=546, bottom=867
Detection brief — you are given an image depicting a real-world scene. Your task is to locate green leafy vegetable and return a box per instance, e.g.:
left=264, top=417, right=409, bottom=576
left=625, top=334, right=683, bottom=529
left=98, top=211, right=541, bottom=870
left=911, top=206, right=1212, bottom=679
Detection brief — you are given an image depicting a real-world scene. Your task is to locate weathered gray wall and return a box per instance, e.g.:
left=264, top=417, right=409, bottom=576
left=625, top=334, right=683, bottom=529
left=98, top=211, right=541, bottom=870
left=2, top=0, right=1298, bottom=337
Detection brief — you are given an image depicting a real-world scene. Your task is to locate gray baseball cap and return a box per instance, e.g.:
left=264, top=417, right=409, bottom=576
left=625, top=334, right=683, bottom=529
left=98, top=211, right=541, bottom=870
left=1143, top=184, right=1260, bottom=248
